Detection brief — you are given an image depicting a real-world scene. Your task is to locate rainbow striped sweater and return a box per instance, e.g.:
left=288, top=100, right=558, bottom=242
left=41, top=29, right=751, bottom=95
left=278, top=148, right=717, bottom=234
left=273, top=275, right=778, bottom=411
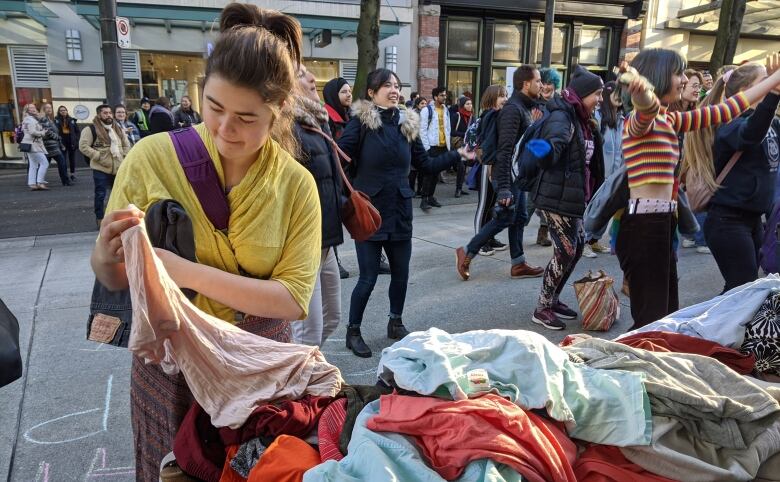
left=623, top=92, right=750, bottom=188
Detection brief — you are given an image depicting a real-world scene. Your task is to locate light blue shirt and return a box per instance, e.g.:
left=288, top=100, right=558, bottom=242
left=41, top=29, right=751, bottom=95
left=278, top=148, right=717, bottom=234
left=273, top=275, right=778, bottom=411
left=303, top=400, right=524, bottom=482
left=377, top=328, right=651, bottom=446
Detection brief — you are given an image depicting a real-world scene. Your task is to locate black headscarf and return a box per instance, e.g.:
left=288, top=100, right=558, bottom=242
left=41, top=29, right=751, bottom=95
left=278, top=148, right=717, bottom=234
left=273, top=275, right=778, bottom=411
left=323, top=77, right=350, bottom=122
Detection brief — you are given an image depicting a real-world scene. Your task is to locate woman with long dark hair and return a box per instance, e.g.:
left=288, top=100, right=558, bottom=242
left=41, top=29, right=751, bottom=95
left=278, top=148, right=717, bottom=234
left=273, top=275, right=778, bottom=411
left=55, top=105, right=80, bottom=182
left=323, top=77, right=352, bottom=140
left=617, top=49, right=780, bottom=328
left=685, top=62, right=780, bottom=292
left=338, top=68, right=474, bottom=357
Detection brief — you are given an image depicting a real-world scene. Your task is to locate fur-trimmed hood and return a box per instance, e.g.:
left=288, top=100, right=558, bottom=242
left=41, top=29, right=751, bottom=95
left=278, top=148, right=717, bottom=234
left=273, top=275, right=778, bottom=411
left=350, top=100, right=420, bottom=143
left=293, top=95, right=330, bottom=128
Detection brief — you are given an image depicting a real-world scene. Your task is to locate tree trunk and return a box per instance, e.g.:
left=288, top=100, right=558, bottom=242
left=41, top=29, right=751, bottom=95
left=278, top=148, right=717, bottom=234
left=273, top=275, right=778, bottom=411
left=354, top=0, right=381, bottom=100
left=709, top=0, right=747, bottom=75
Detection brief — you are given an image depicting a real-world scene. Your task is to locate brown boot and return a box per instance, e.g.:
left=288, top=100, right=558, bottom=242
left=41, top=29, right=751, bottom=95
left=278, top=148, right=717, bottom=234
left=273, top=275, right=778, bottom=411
left=536, top=226, right=552, bottom=246
left=511, top=262, right=544, bottom=279
left=456, top=247, right=471, bottom=281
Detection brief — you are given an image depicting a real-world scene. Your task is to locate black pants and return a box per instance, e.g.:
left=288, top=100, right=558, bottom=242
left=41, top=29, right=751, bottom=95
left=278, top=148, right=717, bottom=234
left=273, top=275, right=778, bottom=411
left=49, top=152, right=69, bottom=186
left=616, top=212, right=679, bottom=329
left=421, top=146, right=449, bottom=198
left=455, top=159, right=466, bottom=191
left=63, top=147, right=78, bottom=174
left=705, top=204, right=763, bottom=294
left=349, top=239, right=412, bottom=326
left=408, top=169, right=422, bottom=194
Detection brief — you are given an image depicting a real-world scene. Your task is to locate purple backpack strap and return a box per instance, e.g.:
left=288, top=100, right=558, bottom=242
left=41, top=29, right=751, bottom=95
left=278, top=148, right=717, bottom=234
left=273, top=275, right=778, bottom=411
left=168, top=127, right=230, bottom=231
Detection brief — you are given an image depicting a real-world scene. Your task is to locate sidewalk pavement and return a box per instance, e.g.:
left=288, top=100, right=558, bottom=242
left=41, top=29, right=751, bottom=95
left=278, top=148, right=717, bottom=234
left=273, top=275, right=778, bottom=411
left=0, top=201, right=726, bottom=481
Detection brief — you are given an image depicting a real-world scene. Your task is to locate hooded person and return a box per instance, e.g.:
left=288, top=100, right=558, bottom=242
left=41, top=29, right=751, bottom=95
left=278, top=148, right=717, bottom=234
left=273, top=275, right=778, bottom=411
left=530, top=65, right=605, bottom=330
left=132, top=97, right=152, bottom=138
left=323, top=77, right=352, bottom=140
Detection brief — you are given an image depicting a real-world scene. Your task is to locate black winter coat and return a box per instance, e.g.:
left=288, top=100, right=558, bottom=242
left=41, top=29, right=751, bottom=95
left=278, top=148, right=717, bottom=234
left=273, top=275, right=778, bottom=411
left=532, top=94, right=604, bottom=218
left=494, top=91, right=537, bottom=194
left=293, top=97, right=344, bottom=249
left=54, top=115, right=80, bottom=150
left=38, top=116, right=62, bottom=157
left=338, top=101, right=459, bottom=241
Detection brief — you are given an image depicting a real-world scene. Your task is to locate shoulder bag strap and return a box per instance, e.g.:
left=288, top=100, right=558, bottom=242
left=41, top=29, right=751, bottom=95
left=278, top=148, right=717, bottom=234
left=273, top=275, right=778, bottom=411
left=715, top=150, right=743, bottom=185
left=168, top=127, right=230, bottom=231
left=299, top=124, right=355, bottom=195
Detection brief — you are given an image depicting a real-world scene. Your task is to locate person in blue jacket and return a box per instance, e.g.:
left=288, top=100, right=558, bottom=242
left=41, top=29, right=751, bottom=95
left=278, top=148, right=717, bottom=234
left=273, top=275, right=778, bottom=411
left=337, top=68, right=475, bottom=357
left=687, top=63, right=780, bottom=293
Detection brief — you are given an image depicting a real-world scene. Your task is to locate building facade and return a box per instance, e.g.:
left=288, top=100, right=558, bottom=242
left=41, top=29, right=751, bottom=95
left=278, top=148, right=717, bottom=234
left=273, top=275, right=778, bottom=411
left=415, top=0, right=646, bottom=105
left=0, top=0, right=415, bottom=159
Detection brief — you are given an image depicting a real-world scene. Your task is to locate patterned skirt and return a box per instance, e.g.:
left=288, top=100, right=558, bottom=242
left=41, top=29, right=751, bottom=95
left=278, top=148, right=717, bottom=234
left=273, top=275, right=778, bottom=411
left=130, top=317, right=291, bottom=482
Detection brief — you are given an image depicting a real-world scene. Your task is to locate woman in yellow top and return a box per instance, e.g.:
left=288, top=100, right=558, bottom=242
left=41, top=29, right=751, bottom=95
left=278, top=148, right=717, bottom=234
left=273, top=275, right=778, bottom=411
left=89, top=4, right=321, bottom=480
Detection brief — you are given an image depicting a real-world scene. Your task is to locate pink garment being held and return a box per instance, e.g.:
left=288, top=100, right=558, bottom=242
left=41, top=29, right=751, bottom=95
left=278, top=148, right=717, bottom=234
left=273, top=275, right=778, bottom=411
left=122, top=224, right=343, bottom=429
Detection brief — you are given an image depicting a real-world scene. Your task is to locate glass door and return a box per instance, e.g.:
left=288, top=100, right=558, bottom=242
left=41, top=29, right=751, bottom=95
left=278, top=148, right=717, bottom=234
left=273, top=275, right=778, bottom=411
left=446, top=67, right=477, bottom=104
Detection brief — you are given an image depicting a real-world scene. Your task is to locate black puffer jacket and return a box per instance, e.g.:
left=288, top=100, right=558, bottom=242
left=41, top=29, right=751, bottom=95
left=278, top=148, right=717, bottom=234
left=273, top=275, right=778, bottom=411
left=39, top=116, right=62, bottom=157
left=532, top=94, right=604, bottom=218
left=494, top=91, right=537, bottom=194
left=293, top=96, right=344, bottom=249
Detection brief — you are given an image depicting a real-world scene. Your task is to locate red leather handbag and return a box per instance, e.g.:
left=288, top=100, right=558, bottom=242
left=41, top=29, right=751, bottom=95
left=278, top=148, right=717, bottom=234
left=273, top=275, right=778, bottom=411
left=300, top=124, right=381, bottom=242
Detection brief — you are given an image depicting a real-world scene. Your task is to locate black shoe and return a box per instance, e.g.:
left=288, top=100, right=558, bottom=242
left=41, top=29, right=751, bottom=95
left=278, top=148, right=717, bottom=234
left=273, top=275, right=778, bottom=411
left=454, top=189, right=462, bottom=198
left=420, top=198, right=432, bottom=211
left=346, top=325, right=372, bottom=358
left=428, top=197, right=442, bottom=208
left=69, top=174, right=77, bottom=183
left=338, top=263, right=350, bottom=279
left=387, top=317, right=410, bottom=340
left=459, top=189, right=469, bottom=195
left=488, top=238, right=508, bottom=251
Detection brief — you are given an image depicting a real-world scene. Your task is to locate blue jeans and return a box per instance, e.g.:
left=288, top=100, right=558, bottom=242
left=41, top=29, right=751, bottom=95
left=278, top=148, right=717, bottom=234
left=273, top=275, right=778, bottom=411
left=693, top=211, right=708, bottom=246
left=349, top=239, right=412, bottom=326
left=93, top=170, right=115, bottom=220
left=466, top=184, right=528, bottom=265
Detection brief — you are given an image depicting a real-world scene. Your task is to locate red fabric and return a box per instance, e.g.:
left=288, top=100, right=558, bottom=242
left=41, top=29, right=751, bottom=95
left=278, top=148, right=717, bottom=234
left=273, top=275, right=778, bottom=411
left=324, top=103, right=345, bottom=123
left=617, top=331, right=756, bottom=374
left=219, top=395, right=333, bottom=446
left=574, top=445, right=679, bottom=482
left=366, top=393, right=577, bottom=482
left=174, top=403, right=225, bottom=482
left=247, top=435, right=320, bottom=482
left=219, top=445, right=246, bottom=482
left=318, top=397, right=347, bottom=462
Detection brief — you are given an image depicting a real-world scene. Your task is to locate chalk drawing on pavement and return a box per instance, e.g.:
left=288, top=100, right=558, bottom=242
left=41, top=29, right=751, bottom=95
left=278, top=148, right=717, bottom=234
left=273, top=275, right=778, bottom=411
left=33, top=461, right=50, bottom=482
left=84, top=447, right=135, bottom=480
left=23, top=375, right=113, bottom=445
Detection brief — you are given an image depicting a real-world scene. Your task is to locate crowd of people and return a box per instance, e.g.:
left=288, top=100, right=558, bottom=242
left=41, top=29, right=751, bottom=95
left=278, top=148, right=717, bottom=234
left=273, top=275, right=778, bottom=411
left=12, top=1, right=772, bottom=478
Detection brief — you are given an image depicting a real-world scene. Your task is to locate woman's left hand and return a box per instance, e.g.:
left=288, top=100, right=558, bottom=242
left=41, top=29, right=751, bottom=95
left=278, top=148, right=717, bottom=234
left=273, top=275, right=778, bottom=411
left=458, top=147, right=477, bottom=161
left=154, top=248, right=194, bottom=289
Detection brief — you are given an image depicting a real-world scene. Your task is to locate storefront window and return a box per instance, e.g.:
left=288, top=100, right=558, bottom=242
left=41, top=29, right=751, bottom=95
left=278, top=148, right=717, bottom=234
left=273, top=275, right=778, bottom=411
left=446, top=67, right=476, bottom=101
left=139, top=52, right=206, bottom=113
left=447, top=20, right=480, bottom=61
left=0, top=46, right=16, bottom=158
left=493, top=23, right=525, bottom=63
left=491, top=68, right=506, bottom=87
left=303, top=59, right=339, bottom=95
left=579, top=27, right=610, bottom=67
left=535, top=25, right=569, bottom=65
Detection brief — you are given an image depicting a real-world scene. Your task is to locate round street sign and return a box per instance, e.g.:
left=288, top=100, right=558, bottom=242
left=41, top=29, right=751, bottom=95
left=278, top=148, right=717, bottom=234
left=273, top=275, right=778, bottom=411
left=116, top=17, right=131, bottom=49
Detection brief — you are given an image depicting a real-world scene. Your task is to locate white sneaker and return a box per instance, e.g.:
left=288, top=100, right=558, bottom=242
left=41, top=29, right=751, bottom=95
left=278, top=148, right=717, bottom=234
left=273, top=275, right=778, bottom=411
left=696, top=246, right=711, bottom=254
left=582, top=244, right=597, bottom=258
left=682, top=238, right=696, bottom=248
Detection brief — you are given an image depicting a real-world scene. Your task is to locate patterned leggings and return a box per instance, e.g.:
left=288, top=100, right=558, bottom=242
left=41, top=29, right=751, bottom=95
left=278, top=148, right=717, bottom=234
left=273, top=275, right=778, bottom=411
left=538, top=211, right=584, bottom=308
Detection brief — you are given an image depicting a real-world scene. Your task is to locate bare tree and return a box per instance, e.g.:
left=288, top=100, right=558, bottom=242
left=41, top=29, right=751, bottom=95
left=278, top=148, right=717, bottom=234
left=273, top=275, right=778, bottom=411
left=354, top=0, right=380, bottom=100
left=709, top=0, right=747, bottom=75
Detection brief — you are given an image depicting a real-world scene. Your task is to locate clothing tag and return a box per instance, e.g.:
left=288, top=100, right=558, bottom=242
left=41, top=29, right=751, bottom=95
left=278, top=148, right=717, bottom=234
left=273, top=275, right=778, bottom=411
left=466, top=369, right=490, bottom=393
left=88, top=313, right=122, bottom=344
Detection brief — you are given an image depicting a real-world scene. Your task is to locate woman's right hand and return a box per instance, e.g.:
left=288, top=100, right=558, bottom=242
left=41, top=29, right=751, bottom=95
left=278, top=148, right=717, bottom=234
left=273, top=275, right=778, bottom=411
left=94, top=205, right=145, bottom=265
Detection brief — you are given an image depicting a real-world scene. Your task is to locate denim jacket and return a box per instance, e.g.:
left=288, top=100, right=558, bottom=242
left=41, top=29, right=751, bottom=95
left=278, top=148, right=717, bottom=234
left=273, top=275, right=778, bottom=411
left=87, top=200, right=196, bottom=346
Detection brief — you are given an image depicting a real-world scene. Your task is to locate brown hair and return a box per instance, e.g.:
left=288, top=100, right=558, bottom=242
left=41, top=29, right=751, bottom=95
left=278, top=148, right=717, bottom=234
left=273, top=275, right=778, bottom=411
left=683, top=62, right=766, bottom=190
left=206, top=2, right=302, bottom=156
left=669, top=69, right=704, bottom=112
left=480, top=84, right=507, bottom=112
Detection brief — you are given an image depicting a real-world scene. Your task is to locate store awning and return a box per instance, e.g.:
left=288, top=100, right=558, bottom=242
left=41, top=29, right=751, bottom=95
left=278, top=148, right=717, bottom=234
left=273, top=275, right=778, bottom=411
left=665, top=0, right=780, bottom=39
left=0, top=0, right=58, bottom=26
left=72, top=1, right=401, bottom=39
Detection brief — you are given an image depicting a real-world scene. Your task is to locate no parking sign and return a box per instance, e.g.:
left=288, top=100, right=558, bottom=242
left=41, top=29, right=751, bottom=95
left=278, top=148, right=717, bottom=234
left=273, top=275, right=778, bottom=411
left=116, top=17, right=131, bottom=49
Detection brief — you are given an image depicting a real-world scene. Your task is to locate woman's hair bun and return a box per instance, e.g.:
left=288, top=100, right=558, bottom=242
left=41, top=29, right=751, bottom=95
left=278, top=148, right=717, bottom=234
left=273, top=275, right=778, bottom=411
left=219, top=2, right=302, bottom=66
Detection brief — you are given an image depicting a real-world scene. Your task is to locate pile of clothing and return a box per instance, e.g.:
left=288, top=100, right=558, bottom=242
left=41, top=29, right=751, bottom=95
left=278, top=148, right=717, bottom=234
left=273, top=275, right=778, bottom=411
left=123, top=225, right=780, bottom=481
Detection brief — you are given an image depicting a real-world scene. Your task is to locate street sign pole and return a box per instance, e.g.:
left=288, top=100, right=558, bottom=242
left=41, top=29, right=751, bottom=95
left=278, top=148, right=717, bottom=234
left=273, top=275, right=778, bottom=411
left=541, top=0, right=556, bottom=68
left=98, top=0, right=125, bottom=107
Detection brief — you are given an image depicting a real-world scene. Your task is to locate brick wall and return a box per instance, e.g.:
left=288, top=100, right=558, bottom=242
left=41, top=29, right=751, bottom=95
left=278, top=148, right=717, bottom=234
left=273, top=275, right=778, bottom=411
left=620, top=18, right=643, bottom=63
left=417, top=5, right=441, bottom=98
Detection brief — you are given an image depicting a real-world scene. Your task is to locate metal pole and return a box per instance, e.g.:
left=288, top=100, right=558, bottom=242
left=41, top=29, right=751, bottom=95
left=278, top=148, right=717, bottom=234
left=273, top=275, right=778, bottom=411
left=98, top=0, right=124, bottom=106
left=541, top=0, right=556, bottom=68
